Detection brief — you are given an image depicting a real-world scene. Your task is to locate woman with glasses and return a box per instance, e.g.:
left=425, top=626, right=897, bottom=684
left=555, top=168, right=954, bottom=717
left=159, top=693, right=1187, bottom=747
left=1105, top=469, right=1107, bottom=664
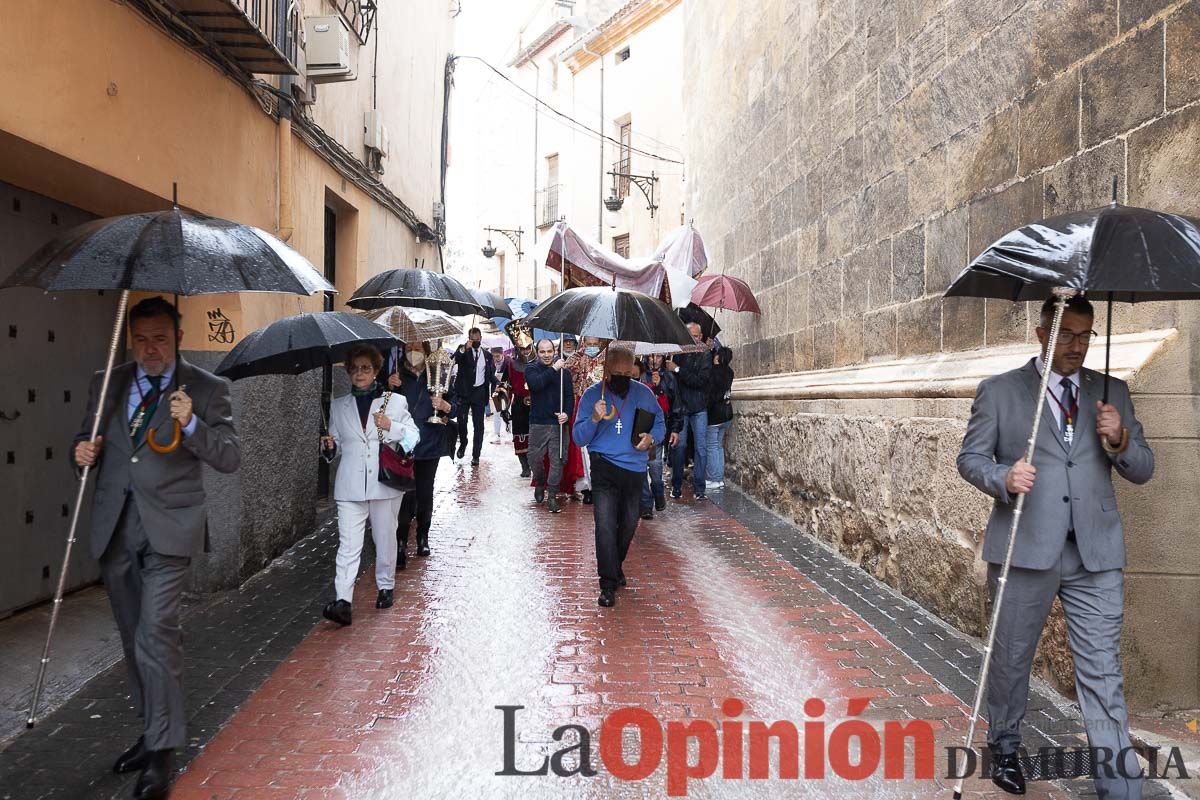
left=320, top=344, right=419, bottom=626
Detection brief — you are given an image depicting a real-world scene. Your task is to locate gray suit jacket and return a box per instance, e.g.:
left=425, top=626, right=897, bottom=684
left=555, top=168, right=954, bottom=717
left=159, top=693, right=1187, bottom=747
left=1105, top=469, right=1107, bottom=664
left=957, top=359, right=1153, bottom=571
left=73, top=358, right=240, bottom=559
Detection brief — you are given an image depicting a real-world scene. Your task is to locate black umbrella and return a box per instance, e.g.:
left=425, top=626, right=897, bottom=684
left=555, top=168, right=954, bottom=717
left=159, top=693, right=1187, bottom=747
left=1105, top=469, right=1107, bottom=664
left=347, top=268, right=484, bottom=316
left=678, top=301, right=722, bottom=340
left=944, top=197, right=1200, bottom=799
left=0, top=197, right=332, bottom=729
left=946, top=200, right=1200, bottom=403
left=469, top=287, right=510, bottom=318
left=523, top=286, right=695, bottom=347
left=215, top=312, right=398, bottom=380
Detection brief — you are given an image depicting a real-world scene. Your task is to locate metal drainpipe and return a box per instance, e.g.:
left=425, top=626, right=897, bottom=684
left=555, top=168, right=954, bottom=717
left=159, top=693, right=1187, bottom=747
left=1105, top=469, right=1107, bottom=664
left=277, top=5, right=295, bottom=243
left=532, top=60, right=540, bottom=299
left=580, top=40, right=604, bottom=242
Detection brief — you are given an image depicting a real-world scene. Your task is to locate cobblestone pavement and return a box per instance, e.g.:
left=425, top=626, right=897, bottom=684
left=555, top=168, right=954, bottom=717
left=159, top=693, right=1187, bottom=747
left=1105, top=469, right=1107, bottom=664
left=0, top=449, right=1174, bottom=799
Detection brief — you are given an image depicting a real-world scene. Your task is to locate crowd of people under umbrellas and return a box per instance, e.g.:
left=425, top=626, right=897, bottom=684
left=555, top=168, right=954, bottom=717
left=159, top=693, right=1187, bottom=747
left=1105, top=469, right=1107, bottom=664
left=318, top=315, right=737, bottom=623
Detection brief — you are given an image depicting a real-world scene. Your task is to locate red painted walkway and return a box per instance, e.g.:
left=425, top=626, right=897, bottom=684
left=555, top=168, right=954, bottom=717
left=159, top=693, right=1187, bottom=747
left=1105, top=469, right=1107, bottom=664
left=169, top=448, right=1073, bottom=799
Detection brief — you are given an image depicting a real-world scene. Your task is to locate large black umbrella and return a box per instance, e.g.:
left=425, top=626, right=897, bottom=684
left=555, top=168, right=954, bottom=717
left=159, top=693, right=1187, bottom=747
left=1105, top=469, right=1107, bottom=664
left=1, top=200, right=332, bottom=729
left=944, top=199, right=1200, bottom=799
left=469, top=288, right=510, bottom=318
left=523, top=286, right=694, bottom=347
left=678, top=301, right=722, bottom=340
left=347, top=268, right=484, bottom=315
left=215, top=312, right=397, bottom=380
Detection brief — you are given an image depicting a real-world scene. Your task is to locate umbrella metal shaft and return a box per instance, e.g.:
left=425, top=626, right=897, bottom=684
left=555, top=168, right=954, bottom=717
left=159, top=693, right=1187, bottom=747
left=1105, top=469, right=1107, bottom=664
left=27, top=289, right=131, bottom=727
left=951, top=290, right=1072, bottom=798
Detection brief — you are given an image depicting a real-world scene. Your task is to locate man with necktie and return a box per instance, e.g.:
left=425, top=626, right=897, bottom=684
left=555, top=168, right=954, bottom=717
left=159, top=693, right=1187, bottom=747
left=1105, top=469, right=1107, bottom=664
left=72, top=297, right=239, bottom=799
left=452, top=327, right=498, bottom=466
left=958, top=295, right=1153, bottom=798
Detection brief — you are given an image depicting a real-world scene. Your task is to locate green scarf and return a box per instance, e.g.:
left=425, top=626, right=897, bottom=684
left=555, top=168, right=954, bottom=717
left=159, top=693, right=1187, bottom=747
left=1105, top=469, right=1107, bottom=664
left=351, top=380, right=380, bottom=397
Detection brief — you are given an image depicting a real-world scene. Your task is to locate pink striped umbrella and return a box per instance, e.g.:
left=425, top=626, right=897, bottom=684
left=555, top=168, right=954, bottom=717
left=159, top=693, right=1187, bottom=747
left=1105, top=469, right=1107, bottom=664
left=690, top=274, right=762, bottom=313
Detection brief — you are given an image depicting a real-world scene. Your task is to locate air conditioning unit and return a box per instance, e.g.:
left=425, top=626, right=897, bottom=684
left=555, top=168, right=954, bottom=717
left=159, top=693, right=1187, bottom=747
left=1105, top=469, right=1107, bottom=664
left=364, top=110, right=388, bottom=173
left=304, top=15, right=355, bottom=83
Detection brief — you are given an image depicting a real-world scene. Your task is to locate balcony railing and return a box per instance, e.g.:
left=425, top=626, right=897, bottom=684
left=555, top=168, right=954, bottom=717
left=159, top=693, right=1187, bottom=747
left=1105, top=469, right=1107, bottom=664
left=168, top=0, right=301, bottom=75
left=538, top=184, right=562, bottom=228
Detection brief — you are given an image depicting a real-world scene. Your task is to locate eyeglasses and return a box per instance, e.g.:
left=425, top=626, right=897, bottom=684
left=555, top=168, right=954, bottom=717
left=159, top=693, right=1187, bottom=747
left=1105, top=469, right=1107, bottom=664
left=348, top=364, right=375, bottom=374
left=1056, top=330, right=1097, bottom=345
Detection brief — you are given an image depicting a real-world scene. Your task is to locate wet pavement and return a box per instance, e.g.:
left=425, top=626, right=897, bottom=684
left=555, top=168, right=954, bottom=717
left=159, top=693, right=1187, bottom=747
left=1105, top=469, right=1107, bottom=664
left=0, top=447, right=1176, bottom=799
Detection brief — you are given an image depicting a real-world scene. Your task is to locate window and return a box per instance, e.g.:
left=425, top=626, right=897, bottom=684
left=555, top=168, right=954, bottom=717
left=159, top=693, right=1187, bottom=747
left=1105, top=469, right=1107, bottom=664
left=616, top=46, right=631, bottom=63
left=613, top=234, right=630, bottom=259
left=617, top=120, right=632, bottom=198
left=541, top=154, right=560, bottom=227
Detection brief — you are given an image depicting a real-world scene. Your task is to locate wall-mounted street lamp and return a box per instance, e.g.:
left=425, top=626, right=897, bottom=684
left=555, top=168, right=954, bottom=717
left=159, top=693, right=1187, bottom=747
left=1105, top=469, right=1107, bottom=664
left=605, top=166, right=659, bottom=218
left=481, top=226, right=524, bottom=260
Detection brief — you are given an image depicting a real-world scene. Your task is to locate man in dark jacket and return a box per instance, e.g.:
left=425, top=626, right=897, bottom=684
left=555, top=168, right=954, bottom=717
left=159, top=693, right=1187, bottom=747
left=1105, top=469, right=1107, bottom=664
left=525, top=339, right=576, bottom=513
left=668, top=322, right=712, bottom=500
left=453, top=327, right=498, bottom=465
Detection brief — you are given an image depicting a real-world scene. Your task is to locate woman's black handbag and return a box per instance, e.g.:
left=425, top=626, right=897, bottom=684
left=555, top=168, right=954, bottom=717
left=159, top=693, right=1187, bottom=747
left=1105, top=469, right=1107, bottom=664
left=376, top=392, right=416, bottom=491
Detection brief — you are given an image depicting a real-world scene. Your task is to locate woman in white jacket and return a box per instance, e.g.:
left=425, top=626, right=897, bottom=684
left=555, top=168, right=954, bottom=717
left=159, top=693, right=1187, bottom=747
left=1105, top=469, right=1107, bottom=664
left=320, top=344, right=420, bottom=625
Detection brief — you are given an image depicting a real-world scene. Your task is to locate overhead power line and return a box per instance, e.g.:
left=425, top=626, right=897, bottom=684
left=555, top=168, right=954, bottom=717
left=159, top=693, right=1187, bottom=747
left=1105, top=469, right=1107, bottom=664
left=450, top=55, right=685, bottom=165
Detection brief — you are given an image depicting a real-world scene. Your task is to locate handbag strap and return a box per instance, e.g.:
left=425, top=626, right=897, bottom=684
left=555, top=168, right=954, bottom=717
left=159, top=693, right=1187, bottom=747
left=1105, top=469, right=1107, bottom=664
left=377, top=391, right=392, bottom=443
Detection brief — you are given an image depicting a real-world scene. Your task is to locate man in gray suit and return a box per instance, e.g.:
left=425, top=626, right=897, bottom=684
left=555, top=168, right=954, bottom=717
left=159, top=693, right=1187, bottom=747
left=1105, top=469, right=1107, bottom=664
left=73, top=297, right=239, bottom=800
left=958, top=295, right=1153, bottom=798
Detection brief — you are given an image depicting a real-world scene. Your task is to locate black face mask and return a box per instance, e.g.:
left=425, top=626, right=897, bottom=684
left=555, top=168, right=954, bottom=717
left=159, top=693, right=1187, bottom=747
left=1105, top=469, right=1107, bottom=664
left=471, top=340, right=481, bottom=349
left=608, top=375, right=631, bottom=396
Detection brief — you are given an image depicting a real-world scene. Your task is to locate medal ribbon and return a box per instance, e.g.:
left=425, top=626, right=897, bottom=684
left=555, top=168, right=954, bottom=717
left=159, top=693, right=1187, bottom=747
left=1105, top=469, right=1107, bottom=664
left=1046, top=381, right=1078, bottom=432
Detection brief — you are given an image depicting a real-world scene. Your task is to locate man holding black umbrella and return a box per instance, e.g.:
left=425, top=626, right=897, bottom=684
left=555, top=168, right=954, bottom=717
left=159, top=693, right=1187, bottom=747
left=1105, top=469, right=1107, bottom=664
left=73, top=297, right=240, bottom=799
left=572, top=345, right=665, bottom=608
left=453, top=327, right=498, bottom=465
left=958, top=295, right=1153, bottom=799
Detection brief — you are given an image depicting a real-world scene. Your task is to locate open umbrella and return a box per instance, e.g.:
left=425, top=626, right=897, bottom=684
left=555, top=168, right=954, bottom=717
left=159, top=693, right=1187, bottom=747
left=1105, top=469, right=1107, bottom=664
left=0, top=198, right=333, bottom=728
left=356, top=306, right=463, bottom=344
left=347, top=267, right=483, bottom=316
left=678, top=302, right=722, bottom=341
left=214, top=312, right=397, bottom=380
left=524, top=286, right=694, bottom=348
left=610, top=340, right=709, bottom=356
left=691, top=274, right=762, bottom=314
left=944, top=197, right=1200, bottom=799
left=469, top=288, right=510, bottom=318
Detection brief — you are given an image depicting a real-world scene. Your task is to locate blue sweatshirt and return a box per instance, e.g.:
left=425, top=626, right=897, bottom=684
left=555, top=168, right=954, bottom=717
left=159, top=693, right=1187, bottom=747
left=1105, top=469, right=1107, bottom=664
left=572, top=379, right=666, bottom=473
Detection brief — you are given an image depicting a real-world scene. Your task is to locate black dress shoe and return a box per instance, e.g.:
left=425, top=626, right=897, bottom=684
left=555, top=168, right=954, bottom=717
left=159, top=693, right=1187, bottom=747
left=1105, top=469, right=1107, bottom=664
left=416, top=537, right=431, bottom=557
left=519, top=465, right=531, bottom=477
left=322, top=599, right=352, bottom=626
left=548, top=495, right=561, bottom=513
left=640, top=507, right=653, bottom=520
left=471, top=457, right=480, bottom=466
left=535, top=487, right=545, bottom=503
left=990, top=751, right=1026, bottom=795
left=113, top=736, right=148, bottom=774
left=654, top=497, right=666, bottom=511
left=598, top=590, right=616, bottom=607
left=376, top=589, right=394, bottom=609
left=396, top=549, right=407, bottom=571
left=133, top=748, right=172, bottom=800
left=456, top=445, right=467, bottom=459
left=581, top=490, right=593, bottom=505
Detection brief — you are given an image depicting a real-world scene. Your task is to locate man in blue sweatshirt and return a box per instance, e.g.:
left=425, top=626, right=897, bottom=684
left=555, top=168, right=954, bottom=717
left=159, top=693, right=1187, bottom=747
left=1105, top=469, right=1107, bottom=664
left=572, top=344, right=666, bottom=607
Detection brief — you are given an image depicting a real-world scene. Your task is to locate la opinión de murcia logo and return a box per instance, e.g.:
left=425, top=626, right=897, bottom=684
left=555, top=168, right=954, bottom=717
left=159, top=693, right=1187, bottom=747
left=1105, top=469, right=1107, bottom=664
left=497, top=700, right=1194, bottom=796
left=497, top=698, right=936, bottom=796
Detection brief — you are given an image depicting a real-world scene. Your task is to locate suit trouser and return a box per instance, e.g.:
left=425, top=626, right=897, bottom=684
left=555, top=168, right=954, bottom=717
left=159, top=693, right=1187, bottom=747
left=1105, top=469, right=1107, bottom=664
left=335, top=497, right=402, bottom=602
left=987, top=538, right=1141, bottom=799
left=528, top=423, right=566, bottom=491
left=397, top=458, right=439, bottom=545
left=100, top=498, right=191, bottom=751
left=456, top=388, right=488, bottom=458
left=591, top=454, right=643, bottom=592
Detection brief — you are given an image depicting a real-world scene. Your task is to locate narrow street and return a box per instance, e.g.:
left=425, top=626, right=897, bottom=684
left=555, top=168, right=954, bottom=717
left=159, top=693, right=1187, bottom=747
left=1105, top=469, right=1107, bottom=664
left=1, top=447, right=1157, bottom=799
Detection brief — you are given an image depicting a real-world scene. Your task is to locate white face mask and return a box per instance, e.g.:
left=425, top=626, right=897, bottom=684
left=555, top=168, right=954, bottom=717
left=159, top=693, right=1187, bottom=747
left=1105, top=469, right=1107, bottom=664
left=405, top=351, right=426, bottom=369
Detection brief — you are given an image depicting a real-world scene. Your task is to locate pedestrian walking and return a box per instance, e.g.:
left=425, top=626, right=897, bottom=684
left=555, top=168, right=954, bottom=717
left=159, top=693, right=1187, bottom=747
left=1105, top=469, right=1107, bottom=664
left=388, top=341, right=454, bottom=565
left=705, top=346, right=734, bottom=489
left=453, top=328, right=497, bottom=465
left=668, top=322, right=712, bottom=500
left=489, top=346, right=507, bottom=443
left=640, top=354, right=680, bottom=519
left=572, top=344, right=665, bottom=608
left=71, top=297, right=241, bottom=799
left=499, top=321, right=535, bottom=476
left=957, top=295, right=1153, bottom=799
left=525, top=338, right=575, bottom=513
left=321, top=344, right=420, bottom=626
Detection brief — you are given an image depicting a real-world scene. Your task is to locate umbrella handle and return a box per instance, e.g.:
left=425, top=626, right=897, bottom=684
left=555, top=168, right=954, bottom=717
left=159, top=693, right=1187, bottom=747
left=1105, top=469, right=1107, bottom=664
left=147, top=420, right=182, bottom=454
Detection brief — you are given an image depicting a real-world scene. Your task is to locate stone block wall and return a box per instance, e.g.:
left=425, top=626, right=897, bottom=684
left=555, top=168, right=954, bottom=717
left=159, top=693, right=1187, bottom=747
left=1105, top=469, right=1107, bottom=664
left=684, top=0, right=1200, bottom=709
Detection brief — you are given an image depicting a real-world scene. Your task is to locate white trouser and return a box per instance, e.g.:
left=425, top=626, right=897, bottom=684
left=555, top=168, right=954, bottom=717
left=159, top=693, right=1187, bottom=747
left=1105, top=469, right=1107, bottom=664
left=576, top=446, right=592, bottom=491
left=334, top=497, right=403, bottom=602
left=493, top=410, right=504, bottom=439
